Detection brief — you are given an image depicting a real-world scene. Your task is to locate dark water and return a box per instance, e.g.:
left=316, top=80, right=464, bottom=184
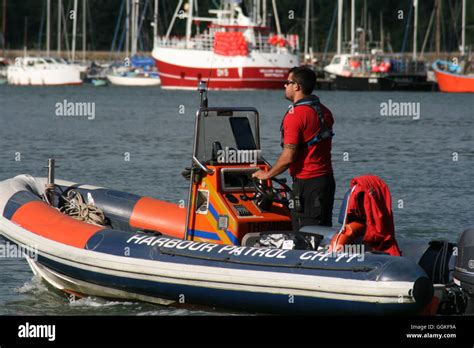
left=0, top=84, right=473, bottom=315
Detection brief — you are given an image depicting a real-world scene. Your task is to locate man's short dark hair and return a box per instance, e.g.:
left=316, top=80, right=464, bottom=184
left=289, top=66, right=316, bottom=95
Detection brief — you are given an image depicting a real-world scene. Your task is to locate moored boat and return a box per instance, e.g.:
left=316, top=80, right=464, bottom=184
left=106, top=70, right=161, bottom=86
left=107, top=56, right=161, bottom=87
left=7, top=57, right=83, bottom=86
left=324, top=54, right=435, bottom=91
left=152, top=1, right=299, bottom=90
left=91, top=79, right=107, bottom=87
left=432, top=60, right=474, bottom=93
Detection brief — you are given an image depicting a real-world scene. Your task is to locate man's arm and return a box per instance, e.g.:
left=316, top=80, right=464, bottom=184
left=252, top=144, right=297, bottom=180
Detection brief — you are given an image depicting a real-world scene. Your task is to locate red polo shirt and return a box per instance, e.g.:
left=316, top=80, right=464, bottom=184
left=282, top=102, right=334, bottom=179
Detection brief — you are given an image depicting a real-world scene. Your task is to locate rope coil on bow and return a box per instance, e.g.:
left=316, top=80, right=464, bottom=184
left=59, top=190, right=106, bottom=227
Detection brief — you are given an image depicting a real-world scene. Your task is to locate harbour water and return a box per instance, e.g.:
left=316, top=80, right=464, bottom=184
left=0, top=84, right=473, bottom=315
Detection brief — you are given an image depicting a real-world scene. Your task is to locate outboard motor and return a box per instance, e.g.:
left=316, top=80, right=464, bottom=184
left=453, top=228, right=474, bottom=314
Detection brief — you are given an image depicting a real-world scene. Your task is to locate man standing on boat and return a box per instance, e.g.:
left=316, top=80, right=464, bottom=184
left=253, top=66, right=335, bottom=237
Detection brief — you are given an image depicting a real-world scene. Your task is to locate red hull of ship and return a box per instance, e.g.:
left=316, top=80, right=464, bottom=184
left=155, top=59, right=288, bottom=90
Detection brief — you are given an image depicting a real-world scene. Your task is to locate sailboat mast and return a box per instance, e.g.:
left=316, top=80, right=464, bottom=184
left=271, top=0, right=281, bottom=36
left=46, top=0, right=50, bottom=56
left=380, top=11, right=384, bottom=51
left=364, top=0, right=367, bottom=34
left=256, top=0, right=260, bottom=24
left=420, top=6, right=435, bottom=58
left=57, top=0, right=61, bottom=56
left=368, top=12, right=372, bottom=42
left=131, top=0, right=134, bottom=56
left=435, top=0, right=441, bottom=57
left=253, top=0, right=257, bottom=24
left=413, top=0, right=417, bottom=60
left=304, top=0, right=309, bottom=60
left=60, top=3, right=70, bottom=59
left=461, top=0, right=466, bottom=55
left=351, top=0, right=355, bottom=55
left=125, top=0, right=130, bottom=58
left=23, top=16, right=28, bottom=56
left=153, top=0, right=158, bottom=39
left=82, top=0, right=86, bottom=62
left=71, top=0, right=78, bottom=61
left=2, top=0, right=6, bottom=56
left=337, top=0, right=343, bottom=54
left=131, top=0, right=138, bottom=57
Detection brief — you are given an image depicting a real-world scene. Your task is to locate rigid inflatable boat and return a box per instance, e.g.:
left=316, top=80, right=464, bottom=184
left=1, top=84, right=473, bottom=315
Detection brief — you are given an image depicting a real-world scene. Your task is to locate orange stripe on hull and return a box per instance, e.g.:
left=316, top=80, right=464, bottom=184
left=11, top=201, right=104, bottom=248
left=130, top=197, right=186, bottom=238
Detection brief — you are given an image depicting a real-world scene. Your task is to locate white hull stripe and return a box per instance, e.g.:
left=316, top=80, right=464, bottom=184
left=158, top=71, right=284, bottom=82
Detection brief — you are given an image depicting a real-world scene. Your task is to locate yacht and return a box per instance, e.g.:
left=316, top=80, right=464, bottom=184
left=7, top=57, right=83, bottom=86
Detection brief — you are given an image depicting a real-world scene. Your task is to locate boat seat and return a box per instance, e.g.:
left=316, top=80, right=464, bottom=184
left=242, top=189, right=358, bottom=249
left=296, top=188, right=351, bottom=244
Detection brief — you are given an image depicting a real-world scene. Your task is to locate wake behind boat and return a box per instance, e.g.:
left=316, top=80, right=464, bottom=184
left=0, top=83, right=473, bottom=315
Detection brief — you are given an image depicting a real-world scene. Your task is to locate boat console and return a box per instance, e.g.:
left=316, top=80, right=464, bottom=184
left=184, top=106, right=293, bottom=244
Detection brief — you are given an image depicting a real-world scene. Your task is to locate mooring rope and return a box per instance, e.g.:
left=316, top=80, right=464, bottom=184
left=59, top=190, right=106, bottom=227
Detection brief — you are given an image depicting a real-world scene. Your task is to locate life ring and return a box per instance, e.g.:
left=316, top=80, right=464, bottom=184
left=328, top=221, right=366, bottom=252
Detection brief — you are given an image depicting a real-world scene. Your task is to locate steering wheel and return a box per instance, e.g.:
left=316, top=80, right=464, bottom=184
left=251, top=177, right=292, bottom=205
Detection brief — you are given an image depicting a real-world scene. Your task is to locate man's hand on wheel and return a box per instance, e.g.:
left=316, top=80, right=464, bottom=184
left=252, top=170, right=271, bottom=180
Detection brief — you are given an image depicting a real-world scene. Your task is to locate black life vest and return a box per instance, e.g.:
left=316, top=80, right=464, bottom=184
left=280, top=95, right=334, bottom=148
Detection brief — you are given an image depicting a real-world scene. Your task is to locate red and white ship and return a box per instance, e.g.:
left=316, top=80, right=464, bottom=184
left=152, top=0, right=299, bottom=90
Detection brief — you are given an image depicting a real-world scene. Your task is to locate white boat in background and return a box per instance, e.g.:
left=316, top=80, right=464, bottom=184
left=106, top=56, right=161, bottom=87
left=106, top=68, right=161, bottom=86
left=7, top=57, right=83, bottom=86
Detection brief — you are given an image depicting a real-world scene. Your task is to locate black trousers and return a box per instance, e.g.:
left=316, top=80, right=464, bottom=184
left=291, top=174, right=336, bottom=233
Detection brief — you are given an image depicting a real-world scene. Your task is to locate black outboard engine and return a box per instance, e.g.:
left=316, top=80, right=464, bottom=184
left=453, top=228, right=474, bottom=314
left=398, top=231, right=473, bottom=315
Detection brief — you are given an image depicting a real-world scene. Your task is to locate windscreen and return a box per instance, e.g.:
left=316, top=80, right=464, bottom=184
left=195, top=109, right=259, bottom=163
left=229, top=117, right=257, bottom=150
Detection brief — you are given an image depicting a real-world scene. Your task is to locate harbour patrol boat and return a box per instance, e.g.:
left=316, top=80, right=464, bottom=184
left=0, top=83, right=472, bottom=315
